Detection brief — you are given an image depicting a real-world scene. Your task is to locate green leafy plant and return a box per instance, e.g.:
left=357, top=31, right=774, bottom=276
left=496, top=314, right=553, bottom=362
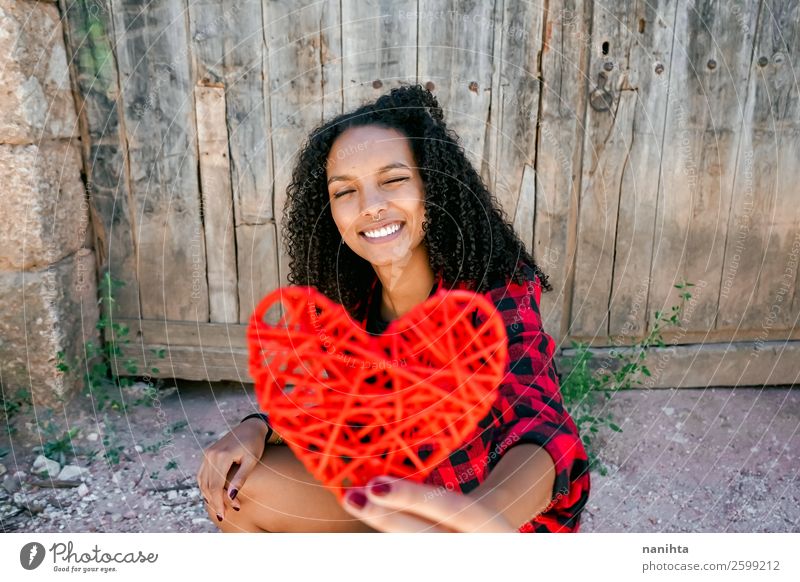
left=56, top=271, right=165, bottom=412
left=559, top=281, right=696, bottom=476
left=0, top=387, right=32, bottom=436
left=102, top=434, right=124, bottom=466
left=30, top=409, right=81, bottom=466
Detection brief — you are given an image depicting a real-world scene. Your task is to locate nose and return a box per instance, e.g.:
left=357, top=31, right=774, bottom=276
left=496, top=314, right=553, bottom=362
left=359, top=186, right=388, bottom=219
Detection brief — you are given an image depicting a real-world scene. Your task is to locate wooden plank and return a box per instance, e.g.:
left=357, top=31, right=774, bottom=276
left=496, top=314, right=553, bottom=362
left=188, top=0, right=275, bottom=226
left=717, top=0, right=800, bottom=332
left=114, top=321, right=800, bottom=388
left=513, top=164, right=537, bottom=258
left=571, top=88, right=636, bottom=338
left=109, top=0, right=209, bottom=321
left=534, top=0, right=590, bottom=344
left=267, top=0, right=343, bottom=287
left=236, top=223, right=281, bottom=323
left=340, top=0, right=417, bottom=110
left=116, top=315, right=800, bottom=352
left=647, top=0, right=760, bottom=334
left=319, top=0, right=344, bottom=122
left=117, top=343, right=250, bottom=382
left=569, top=325, right=800, bottom=345
left=416, top=0, right=494, bottom=171
left=58, top=0, right=121, bottom=142
left=59, top=0, right=140, bottom=318
left=188, top=0, right=282, bottom=323
left=560, top=340, right=800, bottom=389
left=116, top=318, right=248, bottom=349
left=570, top=0, right=640, bottom=338
left=483, top=0, right=545, bottom=234
left=195, top=84, right=238, bottom=323
left=608, top=0, right=678, bottom=341
left=85, top=145, right=141, bottom=319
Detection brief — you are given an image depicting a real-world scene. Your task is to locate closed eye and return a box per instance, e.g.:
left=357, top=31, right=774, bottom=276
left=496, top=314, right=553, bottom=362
left=332, top=177, right=409, bottom=198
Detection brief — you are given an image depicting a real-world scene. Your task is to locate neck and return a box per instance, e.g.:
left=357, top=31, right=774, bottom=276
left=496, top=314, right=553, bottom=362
left=373, top=246, right=435, bottom=321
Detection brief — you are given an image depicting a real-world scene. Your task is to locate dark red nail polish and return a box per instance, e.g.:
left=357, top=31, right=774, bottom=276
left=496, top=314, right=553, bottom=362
left=229, top=488, right=238, bottom=500
left=347, top=490, right=368, bottom=509
left=233, top=506, right=240, bottom=511
left=370, top=479, right=391, bottom=496
left=217, top=514, right=223, bottom=521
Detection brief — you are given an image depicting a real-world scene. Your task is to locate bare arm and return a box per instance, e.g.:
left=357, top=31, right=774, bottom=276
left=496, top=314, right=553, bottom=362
left=465, top=443, right=556, bottom=529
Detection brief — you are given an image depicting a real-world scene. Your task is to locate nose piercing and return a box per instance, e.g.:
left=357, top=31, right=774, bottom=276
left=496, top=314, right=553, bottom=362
left=373, top=211, right=383, bottom=222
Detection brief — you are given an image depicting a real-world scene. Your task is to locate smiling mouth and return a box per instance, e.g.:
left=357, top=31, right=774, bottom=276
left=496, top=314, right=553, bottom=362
left=359, top=221, right=405, bottom=241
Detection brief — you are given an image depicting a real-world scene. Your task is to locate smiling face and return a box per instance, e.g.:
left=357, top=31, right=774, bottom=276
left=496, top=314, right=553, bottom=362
left=326, top=125, right=428, bottom=268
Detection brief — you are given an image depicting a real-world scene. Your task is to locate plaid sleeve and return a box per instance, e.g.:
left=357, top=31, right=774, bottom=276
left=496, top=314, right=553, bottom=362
left=477, top=266, right=591, bottom=533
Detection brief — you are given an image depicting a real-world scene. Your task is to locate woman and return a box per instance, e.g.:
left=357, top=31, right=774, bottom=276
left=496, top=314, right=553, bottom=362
left=196, top=84, right=590, bottom=532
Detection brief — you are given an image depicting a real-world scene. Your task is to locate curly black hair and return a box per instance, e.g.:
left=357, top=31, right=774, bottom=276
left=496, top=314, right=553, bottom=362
left=281, top=83, right=552, bottom=322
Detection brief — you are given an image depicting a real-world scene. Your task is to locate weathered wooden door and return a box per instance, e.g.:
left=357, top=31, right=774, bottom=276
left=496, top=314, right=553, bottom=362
left=61, top=0, right=799, bottom=387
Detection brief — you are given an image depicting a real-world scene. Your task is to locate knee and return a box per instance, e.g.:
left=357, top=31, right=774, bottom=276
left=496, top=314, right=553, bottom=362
left=204, top=495, right=267, bottom=533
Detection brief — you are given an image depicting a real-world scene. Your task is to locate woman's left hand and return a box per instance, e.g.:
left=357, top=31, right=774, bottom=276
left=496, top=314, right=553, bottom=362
left=340, top=476, right=517, bottom=532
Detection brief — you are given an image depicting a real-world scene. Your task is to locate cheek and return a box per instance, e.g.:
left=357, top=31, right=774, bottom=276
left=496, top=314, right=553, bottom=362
left=410, top=201, right=427, bottom=235
left=330, top=207, right=352, bottom=236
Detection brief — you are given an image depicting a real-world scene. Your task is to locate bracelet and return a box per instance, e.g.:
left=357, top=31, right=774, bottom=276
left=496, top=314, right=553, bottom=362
left=240, top=412, right=273, bottom=447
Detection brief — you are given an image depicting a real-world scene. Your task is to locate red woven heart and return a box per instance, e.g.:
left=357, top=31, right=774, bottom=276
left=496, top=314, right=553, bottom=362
left=247, top=285, right=508, bottom=501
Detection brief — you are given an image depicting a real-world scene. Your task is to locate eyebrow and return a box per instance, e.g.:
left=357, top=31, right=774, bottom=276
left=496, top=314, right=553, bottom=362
left=327, top=162, right=411, bottom=186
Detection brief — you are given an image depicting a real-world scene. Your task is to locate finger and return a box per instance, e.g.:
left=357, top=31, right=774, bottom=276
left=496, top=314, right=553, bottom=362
left=226, top=454, right=259, bottom=511
left=341, top=488, right=450, bottom=533
left=361, top=477, right=515, bottom=533
left=196, top=461, right=210, bottom=506
left=207, top=458, right=235, bottom=523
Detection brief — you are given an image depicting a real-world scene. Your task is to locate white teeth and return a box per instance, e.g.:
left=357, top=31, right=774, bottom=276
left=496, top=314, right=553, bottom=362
left=363, top=223, right=401, bottom=238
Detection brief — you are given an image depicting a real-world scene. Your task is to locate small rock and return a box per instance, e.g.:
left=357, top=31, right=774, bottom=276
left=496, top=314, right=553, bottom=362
left=111, top=513, right=122, bottom=523
left=167, top=490, right=178, bottom=500
left=77, top=483, right=89, bottom=497
left=134, top=445, right=143, bottom=453
left=187, top=489, right=199, bottom=499
left=57, top=465, right=89, bottom=482
left=192, top=517, right=209, bottom=525
left=87, top=433, right=99, bottom=442
left=3, top=475, right=21, bottom=494
left=12, top=470, right=26, bottom=479
left=0, top=463, right=6, bottom=476
left=667, top=433, right=689, bottom=444
left=32, top=455, right=60, bottom=478
left=662, top=406, right=674, bottom=416
left=123, top=510, right=137, bottom=520
left=111, top=473, right=120, bottom=485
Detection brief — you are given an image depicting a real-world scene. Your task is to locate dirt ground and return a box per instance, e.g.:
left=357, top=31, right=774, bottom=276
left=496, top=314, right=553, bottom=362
left=1, top=380, right=797, bottom=533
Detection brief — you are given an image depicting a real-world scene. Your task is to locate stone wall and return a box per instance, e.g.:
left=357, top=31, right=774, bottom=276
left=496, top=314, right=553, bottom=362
left=0, top=0, right=99, bottom=408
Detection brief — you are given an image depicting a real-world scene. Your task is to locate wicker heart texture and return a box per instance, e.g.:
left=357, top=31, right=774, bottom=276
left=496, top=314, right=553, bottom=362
left=247, top=285, right=508, bottom=500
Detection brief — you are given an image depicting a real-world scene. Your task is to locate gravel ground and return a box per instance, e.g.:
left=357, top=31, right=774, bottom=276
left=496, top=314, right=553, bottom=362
left=1, top=381, right=797, bottom=533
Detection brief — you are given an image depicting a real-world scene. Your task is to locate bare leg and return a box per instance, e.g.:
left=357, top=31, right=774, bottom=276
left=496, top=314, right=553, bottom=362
left=205, top=445, right=378, bottom=533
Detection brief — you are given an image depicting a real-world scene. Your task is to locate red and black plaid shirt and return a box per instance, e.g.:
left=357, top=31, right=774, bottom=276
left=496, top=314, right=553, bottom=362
left=360, top=262, right=590, bottom=532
